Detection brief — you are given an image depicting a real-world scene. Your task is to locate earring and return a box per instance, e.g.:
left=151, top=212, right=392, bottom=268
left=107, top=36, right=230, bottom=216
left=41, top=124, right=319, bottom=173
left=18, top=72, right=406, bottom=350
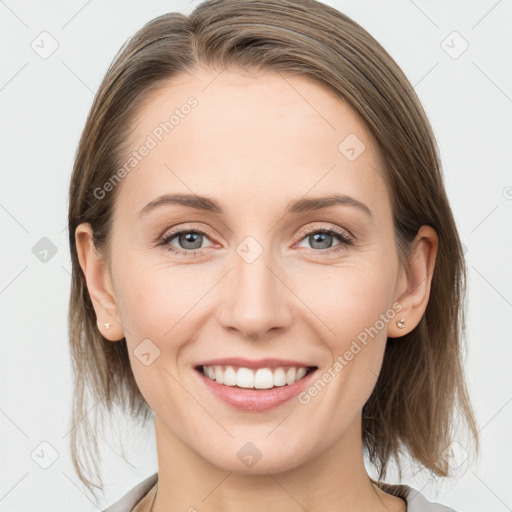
left=104, top=322, right=111, bottom=330
left=396, top=319, right=406, bottom=329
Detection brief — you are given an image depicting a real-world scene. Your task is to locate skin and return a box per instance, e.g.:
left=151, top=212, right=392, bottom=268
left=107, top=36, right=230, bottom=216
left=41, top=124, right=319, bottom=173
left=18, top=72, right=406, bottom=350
left=76, top=66, right=438, bottom=512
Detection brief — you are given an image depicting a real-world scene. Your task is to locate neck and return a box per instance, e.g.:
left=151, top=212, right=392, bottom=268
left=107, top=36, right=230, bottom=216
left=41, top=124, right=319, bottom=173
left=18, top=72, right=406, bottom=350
left=148, top=413, right=405, bottom=512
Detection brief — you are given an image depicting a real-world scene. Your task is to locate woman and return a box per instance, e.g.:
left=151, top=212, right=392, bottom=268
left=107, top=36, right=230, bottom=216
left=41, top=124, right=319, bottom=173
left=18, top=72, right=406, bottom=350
left=67, top=1, right=479, bottom=510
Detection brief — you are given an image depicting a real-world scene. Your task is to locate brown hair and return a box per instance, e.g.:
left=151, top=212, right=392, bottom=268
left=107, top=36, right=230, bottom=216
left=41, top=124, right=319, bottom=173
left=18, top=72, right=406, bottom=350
left=67, top=0, right=479, bottom=501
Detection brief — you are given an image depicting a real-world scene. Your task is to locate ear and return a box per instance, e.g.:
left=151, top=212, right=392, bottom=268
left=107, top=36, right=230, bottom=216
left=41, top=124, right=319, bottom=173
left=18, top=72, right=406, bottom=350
left=388, top=225, right=438, bottom=338
left=75, top=222, right=125, bottom=341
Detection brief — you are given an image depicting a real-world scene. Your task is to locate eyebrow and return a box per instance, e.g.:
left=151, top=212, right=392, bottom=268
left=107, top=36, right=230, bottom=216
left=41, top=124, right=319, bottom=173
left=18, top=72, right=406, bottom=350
left=138, top=193, right=373, bottom=218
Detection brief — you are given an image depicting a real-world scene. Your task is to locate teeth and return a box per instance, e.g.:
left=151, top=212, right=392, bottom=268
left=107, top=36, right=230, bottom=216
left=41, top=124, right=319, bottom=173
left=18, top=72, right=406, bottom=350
left=296, top=367, right=307, bottom=380
left=273, top=367, right=287, bottom=386
left=223, top=366, right=237, bottom=386
left=214, top=365, right=224, bottom=384
left=237, top=367, right=256, bottom=388
left=200, top=365, right=312, bottom=389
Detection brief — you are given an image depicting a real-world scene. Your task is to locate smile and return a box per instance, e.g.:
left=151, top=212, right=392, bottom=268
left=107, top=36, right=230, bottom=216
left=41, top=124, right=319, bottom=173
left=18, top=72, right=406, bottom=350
left=198, top=364, right=316, bottom=389
left=194, top=364, right=318, bottom=412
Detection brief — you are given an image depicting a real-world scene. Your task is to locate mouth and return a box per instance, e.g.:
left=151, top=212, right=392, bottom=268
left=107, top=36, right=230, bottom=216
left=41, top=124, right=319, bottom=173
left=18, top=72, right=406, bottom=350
left=194, top=364, right=318, bottom=390
left=194, top=357, right=318, bottom=387
left=194, top=363, right=318, bottom=412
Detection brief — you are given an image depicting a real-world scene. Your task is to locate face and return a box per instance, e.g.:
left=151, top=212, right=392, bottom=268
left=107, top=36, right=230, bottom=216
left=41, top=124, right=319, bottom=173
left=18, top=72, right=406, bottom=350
left=84, top=67, right=412, bottom=474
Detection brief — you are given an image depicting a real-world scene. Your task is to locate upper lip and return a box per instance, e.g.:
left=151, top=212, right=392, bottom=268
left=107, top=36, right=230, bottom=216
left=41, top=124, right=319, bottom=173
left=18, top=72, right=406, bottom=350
left=195, top=357, right=317, bottom=369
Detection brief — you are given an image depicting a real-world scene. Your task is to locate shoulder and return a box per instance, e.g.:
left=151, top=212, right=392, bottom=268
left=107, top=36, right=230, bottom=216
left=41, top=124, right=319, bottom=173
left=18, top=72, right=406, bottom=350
left=374, top=480, right=458, bottom=512
left=102, top=473, right=158, bottom=512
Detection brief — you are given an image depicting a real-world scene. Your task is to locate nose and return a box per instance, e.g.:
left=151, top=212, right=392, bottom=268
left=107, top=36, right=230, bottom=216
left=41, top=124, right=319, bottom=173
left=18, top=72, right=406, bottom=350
left=216, top=241, right=293, bottom=339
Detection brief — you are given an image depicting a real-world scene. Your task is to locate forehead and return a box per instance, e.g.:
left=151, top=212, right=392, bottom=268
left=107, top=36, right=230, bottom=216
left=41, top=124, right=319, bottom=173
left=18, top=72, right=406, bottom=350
left=115, top=66, right=390, bottom=223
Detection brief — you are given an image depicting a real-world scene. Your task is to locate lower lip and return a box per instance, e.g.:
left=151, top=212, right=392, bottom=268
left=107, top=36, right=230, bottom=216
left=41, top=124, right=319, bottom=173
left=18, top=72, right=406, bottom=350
left=195, top=367, right=317, bottom=412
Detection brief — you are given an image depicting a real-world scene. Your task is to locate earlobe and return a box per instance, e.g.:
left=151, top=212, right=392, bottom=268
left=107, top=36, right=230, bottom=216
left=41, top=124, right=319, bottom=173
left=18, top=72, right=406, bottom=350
left=388, top=225, right=438, bottom=338
left=387, top=312, right=408, bottom=338
left=75, top=223, right=125, bottom=342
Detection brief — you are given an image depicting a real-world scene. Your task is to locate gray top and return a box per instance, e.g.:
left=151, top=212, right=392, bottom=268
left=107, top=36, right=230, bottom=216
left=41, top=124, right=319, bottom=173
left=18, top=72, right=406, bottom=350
left=102, top=472, right=457, bottom=512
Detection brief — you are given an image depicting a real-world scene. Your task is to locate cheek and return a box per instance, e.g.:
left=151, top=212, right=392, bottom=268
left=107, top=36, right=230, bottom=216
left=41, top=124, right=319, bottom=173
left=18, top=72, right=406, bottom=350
left=113, top=249, right=214, bottom=338
left=115, top=246, right=397, bottom=358
left=290, top=259, right=396, bottom=395
left=113, top=269, right=207, bottom=420
left=289, top=259, right=397, bottom=344
left=291, top=265, right=396, bottom=426
left=111, top=255, right=217, bottom=389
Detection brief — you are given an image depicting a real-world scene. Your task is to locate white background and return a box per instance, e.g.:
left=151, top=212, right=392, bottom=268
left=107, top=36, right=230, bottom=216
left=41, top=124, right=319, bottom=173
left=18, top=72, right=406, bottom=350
left=0, top=1, right=511, bottom=511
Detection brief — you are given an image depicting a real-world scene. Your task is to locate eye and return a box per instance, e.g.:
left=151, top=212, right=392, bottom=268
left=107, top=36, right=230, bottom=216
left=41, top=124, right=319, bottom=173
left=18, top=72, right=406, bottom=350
left=159, top=224, right=354, bottom=257
left=295, top=226, right=354, bottom=253
left=160, top=228, right=215, bottom=256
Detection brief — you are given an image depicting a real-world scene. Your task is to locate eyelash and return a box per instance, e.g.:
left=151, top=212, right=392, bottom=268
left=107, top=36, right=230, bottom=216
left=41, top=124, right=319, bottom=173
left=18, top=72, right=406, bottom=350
left=159, top=225, right=354, bottom=257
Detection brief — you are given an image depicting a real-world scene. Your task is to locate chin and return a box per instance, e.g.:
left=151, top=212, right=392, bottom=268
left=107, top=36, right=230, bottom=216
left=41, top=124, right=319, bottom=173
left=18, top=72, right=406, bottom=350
left=198, top=439, right=312, bottom=476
